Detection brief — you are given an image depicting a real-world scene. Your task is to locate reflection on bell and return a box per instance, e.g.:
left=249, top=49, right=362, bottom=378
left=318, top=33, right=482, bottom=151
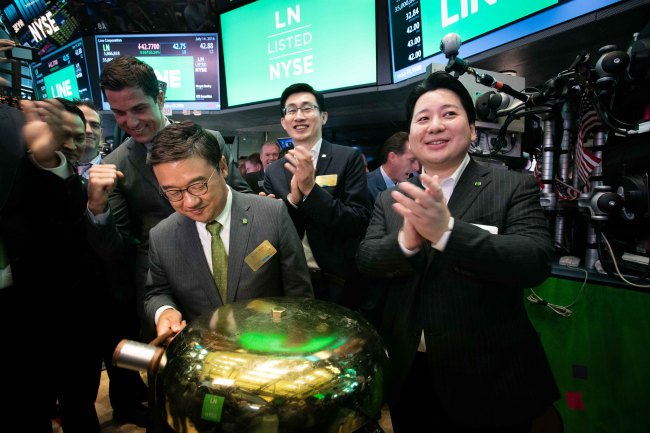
left=119, top=297, right=388, bottom=433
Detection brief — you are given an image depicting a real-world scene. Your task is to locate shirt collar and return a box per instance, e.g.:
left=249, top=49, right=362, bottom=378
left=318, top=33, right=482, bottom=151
left=422, top=153, right=471, bottom=201
left=379, top=165, right=396, bottom=188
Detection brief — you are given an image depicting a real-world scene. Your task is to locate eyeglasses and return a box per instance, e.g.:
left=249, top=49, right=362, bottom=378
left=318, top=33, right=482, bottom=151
left=160, top=168, right=216, bottom=202
left=282, top=104, right=319, bottom=117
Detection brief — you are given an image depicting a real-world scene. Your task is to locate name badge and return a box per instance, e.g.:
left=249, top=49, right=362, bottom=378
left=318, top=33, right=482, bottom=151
left=245, top=240, right=277, bottom=272
left=315, top=174, right=337, bottom=187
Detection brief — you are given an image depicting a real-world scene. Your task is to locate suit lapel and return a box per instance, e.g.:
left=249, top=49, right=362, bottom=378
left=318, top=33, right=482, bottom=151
left=227, top=192, right=253, bottom=303
left=447, top=159, right=491, bottom=220
left=315, top=140, right=333, bottom=176
left=127, top=140, right=160, bottom=190
left=176, top=216, right=221, bottom=304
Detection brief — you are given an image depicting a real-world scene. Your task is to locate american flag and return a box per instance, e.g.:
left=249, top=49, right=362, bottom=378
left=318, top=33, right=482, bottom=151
left=575, top=92, right=602, bottom=189
left=554, top=177, right=580, bottom=201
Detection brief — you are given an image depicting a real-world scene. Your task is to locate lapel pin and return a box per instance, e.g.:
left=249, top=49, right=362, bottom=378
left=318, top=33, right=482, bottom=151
left=321, top=154, right=326, bottom=158
left=474, top=181, right=482, bottom=187
left=242, top=218, right=248, bottom=225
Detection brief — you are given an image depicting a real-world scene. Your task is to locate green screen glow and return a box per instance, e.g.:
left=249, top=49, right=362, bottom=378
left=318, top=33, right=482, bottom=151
left=221, top=0, right=376, bottom=106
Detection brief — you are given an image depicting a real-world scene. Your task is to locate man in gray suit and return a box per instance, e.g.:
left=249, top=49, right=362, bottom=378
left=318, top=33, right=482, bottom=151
left=86, top=56, right=251, bottom=338
left=357, top=72, right=558, bottom=432
left=144, top=121, right=313, bottom=336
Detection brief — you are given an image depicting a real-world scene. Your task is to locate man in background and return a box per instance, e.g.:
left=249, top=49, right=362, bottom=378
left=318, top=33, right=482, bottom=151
left=264, top=83, right=371, bottom=309
left=260, top=140, right=281, bottom=171
left=73, top=100, right=104, bottom=178
left=244, top=152, right=264, bottom=194
left=366, top=131, right=419, bottom=202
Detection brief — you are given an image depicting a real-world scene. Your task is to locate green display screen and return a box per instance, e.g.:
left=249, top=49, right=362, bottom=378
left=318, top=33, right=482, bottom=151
left=421, top=0, right=558, bottom=58
left=221, top=0, right=377, bottom=107
left=42, top=64, right=80, bottom=99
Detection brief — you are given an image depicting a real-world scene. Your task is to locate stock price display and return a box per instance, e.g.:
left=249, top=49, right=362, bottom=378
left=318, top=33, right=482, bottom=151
left=391, top=0, right=423, bottom=72
left=95, top=33, right=221, bottom=111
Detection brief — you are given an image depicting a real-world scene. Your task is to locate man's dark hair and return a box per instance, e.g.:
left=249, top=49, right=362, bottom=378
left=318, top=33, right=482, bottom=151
left=148, top=121, right=222, bottom=168
left=379, top=131, right=409, bottom=165
left=247, top=152, right=262, bottom=166
left=72, top=99, right=102, bottom=126
left=405, top=71, right=476, bottom=127
left=99, top=56, right=159, bottom=101
left=56, top=97, right=86, bottom=125
left=280, top=83, right=327, bottom=116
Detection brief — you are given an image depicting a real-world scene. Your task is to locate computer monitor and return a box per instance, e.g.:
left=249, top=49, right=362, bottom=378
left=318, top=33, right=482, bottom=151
left=94, top=33, right=221, bottom=111
left=31, top=37, right=94, bottom=101
left=220, top=0, right=377, bottom=107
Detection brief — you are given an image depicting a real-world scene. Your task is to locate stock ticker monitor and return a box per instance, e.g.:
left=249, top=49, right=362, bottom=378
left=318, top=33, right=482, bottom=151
left=94, top=33, right=221, bottom=112
left=31, top=37, right=94, bottom=101
left=388, top=0, right=625, bottom=83
left=220, top=0, right=377, bottom=107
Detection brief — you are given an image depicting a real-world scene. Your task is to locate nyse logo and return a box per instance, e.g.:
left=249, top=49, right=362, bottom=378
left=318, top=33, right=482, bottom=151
left=442, top=0, right=497, bottom=27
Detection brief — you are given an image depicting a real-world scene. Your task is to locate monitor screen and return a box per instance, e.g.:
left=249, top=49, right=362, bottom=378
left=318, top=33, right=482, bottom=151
left=0, top=0, right=83, bottom=55
left=388, top=0, right=624, bottom=83
left=94, top=33, right=221, bottom=111
left=31, top=37, right=94, bottom=101
left=221, top=0, right=376, bottom=107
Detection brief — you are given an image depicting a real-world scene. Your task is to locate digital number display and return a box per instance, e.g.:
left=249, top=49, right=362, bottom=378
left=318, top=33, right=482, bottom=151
left=95, top=33, right=221, bottom=111
left=389, top=0, right=424, bottom=76
left=389, top=0, right=562, bottom=83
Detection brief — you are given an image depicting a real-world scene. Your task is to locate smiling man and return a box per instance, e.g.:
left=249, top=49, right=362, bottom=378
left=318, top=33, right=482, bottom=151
left=356, top=71, right=559, bottom=432
left=263, top=83, right=371, bottom=309
left=86, top=56, right=250, bottom=340
left=144, top=121, right=312, bottom=336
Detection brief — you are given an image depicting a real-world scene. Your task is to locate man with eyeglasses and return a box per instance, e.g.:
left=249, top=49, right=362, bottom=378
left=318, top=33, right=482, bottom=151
left=86, top=56, right=251, bottom=341
left=144, top=121, right=313, bottom=336
left=263, top=83, right=372, bottom=309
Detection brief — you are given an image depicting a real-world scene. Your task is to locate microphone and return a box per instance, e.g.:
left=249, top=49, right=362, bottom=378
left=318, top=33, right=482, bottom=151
left=440, top=33, right=461, bottom=60
left=595, top=45, right=630, bottom=85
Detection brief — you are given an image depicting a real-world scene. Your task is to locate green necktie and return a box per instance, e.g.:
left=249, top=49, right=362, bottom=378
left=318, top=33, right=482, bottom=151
left=206, top=221, right=228, bottom=303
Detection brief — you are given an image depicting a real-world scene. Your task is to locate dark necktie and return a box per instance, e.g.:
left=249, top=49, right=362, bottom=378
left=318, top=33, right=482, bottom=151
left=206, top=221, right=228, bottom=303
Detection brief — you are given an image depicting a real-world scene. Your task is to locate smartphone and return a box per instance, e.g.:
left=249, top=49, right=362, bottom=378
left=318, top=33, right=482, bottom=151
left=5, top=45, right=40, bottom=63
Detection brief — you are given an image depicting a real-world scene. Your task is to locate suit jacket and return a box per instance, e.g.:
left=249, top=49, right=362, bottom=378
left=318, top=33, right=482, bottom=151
left=366, top=166, right=389, bottom=202
left=357, top=159, right=559, bottom=427
left=0, top=104, right=24, bottom=211
left=263, top=140, right=371, bottom=278
left=86, top=128, right=251, bottom=321
left=244, top=170, right=265, bottom=194
left=144, top=190, right=313, bottom=325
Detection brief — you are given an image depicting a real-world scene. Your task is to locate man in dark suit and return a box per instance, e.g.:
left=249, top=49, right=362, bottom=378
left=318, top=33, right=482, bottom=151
left=144, top=121, right=313, bottom=335
left=357, top=71, right=559, bottom=432
left=1, top=99, right=103, bottom=432
left=243, top=152, right=265, bottom=194
left=366, top=131, right=419, bottom=202
left=86, top=56, right=251, bottom=339
left=263, top=83, right=372, bottom=308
